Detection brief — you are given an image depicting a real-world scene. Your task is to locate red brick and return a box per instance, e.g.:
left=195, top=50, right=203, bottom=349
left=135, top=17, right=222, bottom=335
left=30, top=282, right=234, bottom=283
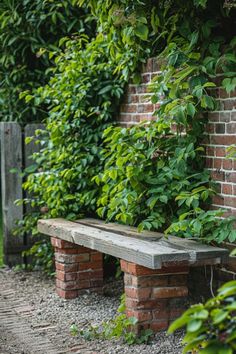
left=120, top=104, right=137, bottom=113
left=210, top=170, right=225, bottom=182
left=79, top=261, right=103, bottom=271
left=77, top=253, right=90, bottom=262
left=226, top=123, right=236, bottom=134
left=55, top=248, right=79, bottom=255
left=56, top=279, right=78, bottom=290
left=125, top=287, right=152, bottom=300
left=219, top=88, right=230, bottom=99
left=137, top=104, right=154, bottom=113
left=55, top=262, right=78, bottom=272
left=133, top=276, right=168, bottom=288
left=222, top=184, right=233, bottom=195
left=212, top=195, right=224, bottom=206
left=121, top=260, right=188, bottom=276
left=77, top=269, right=103, bottom=280
left=211, top=135, right=236, bottom=145
left=57, top=271, right=77, bottom=282
left=223, top=159, right=233, bottom=170
left=220, top=112, right=231, bottom=122
left=152, top=286, right=188, bottom=299
left=224, top=99, right=236, bottom=110
left=54, top=253, right=78, bottom=264
left=51, top=238, right=75, bottom=249
left=119, top=114, right=138, bottom=122
left=77, top=280, right=91, bottom=289
left=213, top=158, right=222, bottom=169
left=215, top=123, right=225, bottom=134
left=90, top=253, right=103, bottom=261
left=223, top=196, right=236, bottom=208
left=126, top=310, right=153, bottom=322
left=215, top=147, right=226, bottom=157
left=205, top=158, right=213, bottom=168
left=226, top=172, right=236, bottom=183
left=152, top=308, right=169, bottom=320
left=208, top=112, right=219, bottom=122
left=149, top=320, right=168, bottom=331
left=168, top=274, right=188, bottom=286
left=206, top=123, right=215, bottom=133
left=56, top=288, right=78, bottom=299
left=126, top=297, right=168, bottom=310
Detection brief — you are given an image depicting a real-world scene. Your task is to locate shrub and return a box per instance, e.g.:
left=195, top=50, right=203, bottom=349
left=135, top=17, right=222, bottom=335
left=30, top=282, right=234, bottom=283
left=168, top=280, right=236, bottom=354
left=18, top=1, right=236, bottom=246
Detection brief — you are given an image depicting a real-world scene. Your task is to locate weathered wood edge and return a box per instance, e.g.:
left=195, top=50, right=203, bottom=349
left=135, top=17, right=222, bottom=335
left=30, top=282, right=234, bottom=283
left=38, top=219, right=229, bottom=269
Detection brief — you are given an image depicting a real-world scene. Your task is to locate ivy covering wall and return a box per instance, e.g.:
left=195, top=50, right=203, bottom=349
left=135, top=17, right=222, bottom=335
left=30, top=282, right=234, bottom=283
left=17, top=0, right=236, bottom=244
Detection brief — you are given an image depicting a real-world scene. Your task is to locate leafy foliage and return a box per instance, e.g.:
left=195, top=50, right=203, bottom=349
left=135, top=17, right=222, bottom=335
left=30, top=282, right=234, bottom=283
left=18, top=0, right=236, bottom=246
left=70, top=294, right=153, bottom=345
left=168, top=280, right=236, bottom=354
left=0, top=0, right=92, bottom=123
left=97, top=22, right=236, bottom=243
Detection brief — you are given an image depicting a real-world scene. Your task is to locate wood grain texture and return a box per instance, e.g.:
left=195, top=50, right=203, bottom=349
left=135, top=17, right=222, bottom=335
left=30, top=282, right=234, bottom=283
left=38, top=218, right=229, bottom=269
left=0, top=122, right=23, bottom=265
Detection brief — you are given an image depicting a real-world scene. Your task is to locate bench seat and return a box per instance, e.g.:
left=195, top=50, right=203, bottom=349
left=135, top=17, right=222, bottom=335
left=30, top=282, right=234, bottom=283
left=38, top=218, right=228, bottom=333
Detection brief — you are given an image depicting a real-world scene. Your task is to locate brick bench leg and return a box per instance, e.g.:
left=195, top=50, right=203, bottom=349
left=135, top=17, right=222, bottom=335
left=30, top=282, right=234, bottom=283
left=51, top=237, right=103, bottom=299
left=120, top=260, right=189, bottom=333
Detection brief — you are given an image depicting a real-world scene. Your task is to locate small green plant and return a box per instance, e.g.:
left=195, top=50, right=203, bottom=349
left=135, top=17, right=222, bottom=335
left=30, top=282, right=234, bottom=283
left=70, top=294, right=153, bottom=345
left=168, top=280, right=236, bottom=354
left=22, top=240, right=55, bottom=276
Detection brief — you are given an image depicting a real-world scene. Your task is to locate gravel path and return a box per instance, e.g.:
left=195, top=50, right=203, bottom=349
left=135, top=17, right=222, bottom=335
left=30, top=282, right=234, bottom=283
left=0, top=267, right=184, bottom=354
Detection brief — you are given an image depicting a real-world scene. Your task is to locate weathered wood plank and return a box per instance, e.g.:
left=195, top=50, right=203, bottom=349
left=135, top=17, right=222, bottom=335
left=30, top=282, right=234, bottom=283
left=76, top=218, right=163, bottom=240
left=38, top=218, right=228, bottom=269
left=0, top=122, right=24, bottom=266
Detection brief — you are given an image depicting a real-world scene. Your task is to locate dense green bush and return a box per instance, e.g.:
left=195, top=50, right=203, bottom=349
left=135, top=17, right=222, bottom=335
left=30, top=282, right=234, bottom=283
left=0, top=0, right=92, bottom=123
left=17, top=0, right=236, bottom=245
left=168, top=280, right=236, bottom=354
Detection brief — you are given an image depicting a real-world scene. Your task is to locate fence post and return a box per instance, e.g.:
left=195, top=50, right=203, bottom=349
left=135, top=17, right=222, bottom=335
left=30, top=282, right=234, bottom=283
left=0, top=122, right=24, bottom=266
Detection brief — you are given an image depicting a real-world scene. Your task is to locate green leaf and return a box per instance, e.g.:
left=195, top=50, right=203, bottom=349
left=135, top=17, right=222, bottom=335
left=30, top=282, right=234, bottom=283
left=186, top=103, right=196, bottom=117
left=135, top=24, right=149, bottom=41
left=187, top=319, right=202, bottom=333
left=213, top=310, right=228, bottom=324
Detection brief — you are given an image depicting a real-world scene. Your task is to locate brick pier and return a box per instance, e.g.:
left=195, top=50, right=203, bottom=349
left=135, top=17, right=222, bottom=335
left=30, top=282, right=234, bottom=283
left=51, top=237, right=103, bottom=299
left=120, top=260, right=189, bottom=332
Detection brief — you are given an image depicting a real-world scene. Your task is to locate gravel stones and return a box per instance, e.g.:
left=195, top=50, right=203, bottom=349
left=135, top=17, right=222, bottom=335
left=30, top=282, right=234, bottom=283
left=0, top=267, right=184, bottom=353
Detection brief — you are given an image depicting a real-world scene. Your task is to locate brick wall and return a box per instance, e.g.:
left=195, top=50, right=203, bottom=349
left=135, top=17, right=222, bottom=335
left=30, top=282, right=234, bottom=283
left=118, top=58, right=236, bottom=281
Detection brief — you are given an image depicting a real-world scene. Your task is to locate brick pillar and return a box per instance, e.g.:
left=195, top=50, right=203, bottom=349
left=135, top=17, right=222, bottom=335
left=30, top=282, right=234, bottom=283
left=51, top=237, right=103, bottom=299
left=120, top=260, right=189, bottom=333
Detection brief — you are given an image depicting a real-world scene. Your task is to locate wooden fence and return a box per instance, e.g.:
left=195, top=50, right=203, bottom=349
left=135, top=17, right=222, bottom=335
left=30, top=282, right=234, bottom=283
left=0, top=122, right=43, bottom=266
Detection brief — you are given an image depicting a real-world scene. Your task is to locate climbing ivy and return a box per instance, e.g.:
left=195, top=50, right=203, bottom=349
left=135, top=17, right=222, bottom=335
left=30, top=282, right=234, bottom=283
left=17, top=0, right=236, bottom=245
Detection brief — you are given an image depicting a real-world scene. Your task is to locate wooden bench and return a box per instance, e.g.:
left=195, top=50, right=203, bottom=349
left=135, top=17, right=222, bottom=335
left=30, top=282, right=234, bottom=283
left=38, top=218, right=228, bottom=333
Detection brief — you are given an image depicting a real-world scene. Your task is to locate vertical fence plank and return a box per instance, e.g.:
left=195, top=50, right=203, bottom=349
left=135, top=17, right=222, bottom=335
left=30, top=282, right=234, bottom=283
left=24, top=124, right=45, bottom=249
left=0, top=122, right=24, bottom=266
